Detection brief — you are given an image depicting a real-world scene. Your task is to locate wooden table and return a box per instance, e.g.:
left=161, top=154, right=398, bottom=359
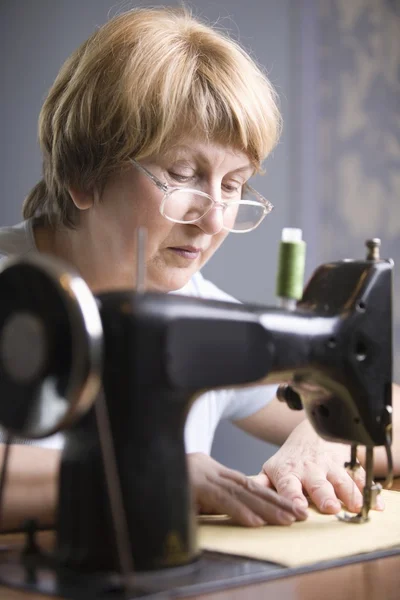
left=1, top=480, right=400, bottom=600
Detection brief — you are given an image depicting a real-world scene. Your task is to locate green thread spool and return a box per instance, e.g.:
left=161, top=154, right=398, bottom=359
left=276, top=228, right=306, bottom=305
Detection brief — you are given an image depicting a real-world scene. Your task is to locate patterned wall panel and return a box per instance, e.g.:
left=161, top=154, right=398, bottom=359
left=317, top=0, right=400, bottom=378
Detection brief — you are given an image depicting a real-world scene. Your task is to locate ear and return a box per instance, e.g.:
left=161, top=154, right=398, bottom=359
left=68, top=187, right=94, bottom=210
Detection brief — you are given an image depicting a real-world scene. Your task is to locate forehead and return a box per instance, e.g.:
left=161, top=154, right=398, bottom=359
left=162, top=138, right=253, bottom=171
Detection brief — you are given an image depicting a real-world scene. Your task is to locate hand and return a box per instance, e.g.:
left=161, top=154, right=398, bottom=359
left=252, top=419, right=385, bottom=514
left=187, top=452, right=308, bottom=527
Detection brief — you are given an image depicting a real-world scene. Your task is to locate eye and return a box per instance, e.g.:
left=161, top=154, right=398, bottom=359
left=168, top=172, right=194, bottom=184
left=222, top=181, right=242, bottom=195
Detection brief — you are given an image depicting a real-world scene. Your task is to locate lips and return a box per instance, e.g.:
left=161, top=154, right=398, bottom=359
left=171, top=246, right=202, bottom=253
left=168, top=246, right=203, bottom=259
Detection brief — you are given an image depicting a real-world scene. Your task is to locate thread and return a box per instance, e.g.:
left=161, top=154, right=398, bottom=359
left=276, top=228, right=306, bottom=302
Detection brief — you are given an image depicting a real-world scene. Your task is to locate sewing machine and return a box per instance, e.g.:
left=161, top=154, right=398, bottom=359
left=0, top=238, right=394, bottom=598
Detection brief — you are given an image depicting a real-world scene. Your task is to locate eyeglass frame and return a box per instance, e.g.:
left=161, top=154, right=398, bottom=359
left=129, top=158, right=274, bottom=233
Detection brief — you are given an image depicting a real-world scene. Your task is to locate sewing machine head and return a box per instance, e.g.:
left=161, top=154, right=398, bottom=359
left=0, top=239, right=394, bottom=580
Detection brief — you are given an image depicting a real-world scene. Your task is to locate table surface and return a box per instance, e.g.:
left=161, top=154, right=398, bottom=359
left=1, top=479, right=399, bottom=600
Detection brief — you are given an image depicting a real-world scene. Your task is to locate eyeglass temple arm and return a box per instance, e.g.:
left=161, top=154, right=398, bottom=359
left=245, top=184, right=274, bottom=212
left=130, top=159, right=169, bottom=193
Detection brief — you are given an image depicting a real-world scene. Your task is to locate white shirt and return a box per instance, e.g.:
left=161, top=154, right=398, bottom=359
left=0, top=220, right=276, bottom=453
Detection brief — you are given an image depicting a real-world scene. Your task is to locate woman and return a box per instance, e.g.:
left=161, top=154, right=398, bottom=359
left=0, top=6, right=397, bottom=531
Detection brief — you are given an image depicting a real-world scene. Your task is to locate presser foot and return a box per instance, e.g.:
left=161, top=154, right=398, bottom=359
left=337, top=445, right=381, bottom=524
left=336, top=482, right=382, bottom=524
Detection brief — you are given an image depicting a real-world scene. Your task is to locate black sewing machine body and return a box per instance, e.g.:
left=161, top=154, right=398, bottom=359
left=0, top=251, right=394, bottom=595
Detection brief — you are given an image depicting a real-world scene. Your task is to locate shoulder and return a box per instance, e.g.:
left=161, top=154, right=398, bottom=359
left=173, top=271, right=240, bottom=303
left=0, top=220, right=36, bottom=262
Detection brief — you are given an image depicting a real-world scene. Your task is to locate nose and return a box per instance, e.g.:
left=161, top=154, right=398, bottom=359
left=194, top=182, right=225, bottom=235
left=196, top=206, right=225, bottom=235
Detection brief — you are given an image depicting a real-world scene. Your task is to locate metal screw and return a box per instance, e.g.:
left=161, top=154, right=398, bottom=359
left=365, top=238, right=381, bottom=261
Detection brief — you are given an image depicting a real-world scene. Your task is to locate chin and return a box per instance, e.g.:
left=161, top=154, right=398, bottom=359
left=152, top=268, right=194, bottom=293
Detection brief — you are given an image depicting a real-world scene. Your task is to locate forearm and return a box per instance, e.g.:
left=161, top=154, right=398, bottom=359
left=0, top=444, right=60, bottom=531
left=233, top=396, right=306, bottom=446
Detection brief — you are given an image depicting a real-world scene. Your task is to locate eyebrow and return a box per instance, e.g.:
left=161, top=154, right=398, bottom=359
left=230, top=165, right=254, bottom=175
left=165, top=146, right=253, bottom=175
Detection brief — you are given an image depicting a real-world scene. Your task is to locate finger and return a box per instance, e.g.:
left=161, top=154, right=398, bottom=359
left=348, top=465, right=366, bottom=493
left=203, top=464, right=277, bottom=524
left=217, top=477, right=298, bottom=526
left=374, top=493, right=385, bottom=511
left=219, top=472, right=308, bottom=524
left=201, top=479, right=272, bottom=526
left=341, top=467, right=385, bottom=512
left=327, top=468, right=363, bottom=513
left=219, top=468, right=298, bottom=513
left=218, top=465, right=308, bottom=521
left=249, top=472, right=273, bottom=488
left=303, top=472, right=342, bottom=513
left=271, top=472, right=309, bottom=512
left=245, top=478, right=308, bottom=522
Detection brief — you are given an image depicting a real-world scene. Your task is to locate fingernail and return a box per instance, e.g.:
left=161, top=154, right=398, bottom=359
left=293, top=499, right=308, bottom=519
left=322, top=500, right=341, bottom=513
left=375, top=495, right=385, bottom=510
left=252, top=516, right=266, bottom=526
left=277, top=510, right=296, bottom=524
left=294, top=508, right=308, bottom=520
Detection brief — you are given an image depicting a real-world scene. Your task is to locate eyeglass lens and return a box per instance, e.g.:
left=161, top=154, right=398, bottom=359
left=162, top=189, right=266, bottom=231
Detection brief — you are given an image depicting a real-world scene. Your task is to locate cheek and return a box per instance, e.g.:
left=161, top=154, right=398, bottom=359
left=138, top=208, right=177, bottom=259
left=125, top=189, right=169, bottom=238
left=103, top=173, right=164, bottom=226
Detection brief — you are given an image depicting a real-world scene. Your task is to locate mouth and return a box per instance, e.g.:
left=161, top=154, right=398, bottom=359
left=168, top=246, right=203, bottom=260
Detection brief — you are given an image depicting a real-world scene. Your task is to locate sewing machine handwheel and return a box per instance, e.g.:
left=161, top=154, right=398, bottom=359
left=0, top=254, right=103, bottom=438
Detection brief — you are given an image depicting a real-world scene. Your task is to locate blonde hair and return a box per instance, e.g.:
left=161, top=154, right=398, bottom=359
left=23, top=6, right=282, bottom=227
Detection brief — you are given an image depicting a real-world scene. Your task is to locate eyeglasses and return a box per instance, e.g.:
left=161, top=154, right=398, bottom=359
left=130, top=158, right=273, bottom=233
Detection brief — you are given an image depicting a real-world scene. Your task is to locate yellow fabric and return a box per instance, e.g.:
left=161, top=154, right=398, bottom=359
left=198, top=490, right=400, bottom=567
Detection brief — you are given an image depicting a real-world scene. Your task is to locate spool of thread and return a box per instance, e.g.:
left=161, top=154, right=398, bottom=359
left=276, top=228, right=306, bottom=305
